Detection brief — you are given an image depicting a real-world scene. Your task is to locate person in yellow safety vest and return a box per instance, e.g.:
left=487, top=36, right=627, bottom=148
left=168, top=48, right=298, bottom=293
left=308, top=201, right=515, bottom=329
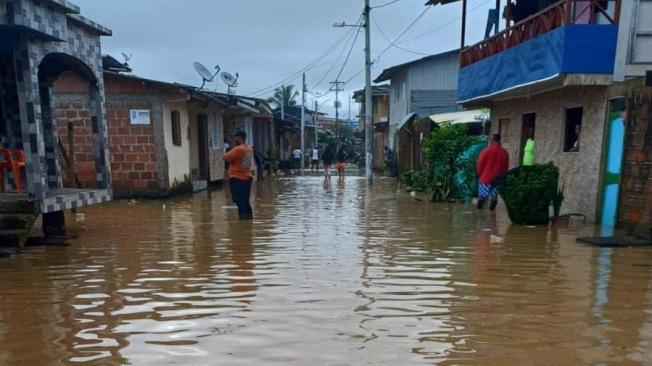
left=523, top=128, right=535, bottom=166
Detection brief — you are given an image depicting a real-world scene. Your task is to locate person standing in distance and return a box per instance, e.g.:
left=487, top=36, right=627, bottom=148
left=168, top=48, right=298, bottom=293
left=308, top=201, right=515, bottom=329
left=224, top=131, right=254, bottom=220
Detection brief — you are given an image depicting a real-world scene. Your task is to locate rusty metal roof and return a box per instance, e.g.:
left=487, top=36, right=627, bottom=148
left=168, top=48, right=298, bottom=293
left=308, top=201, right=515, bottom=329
left=425, top=0, right=462, bottom=5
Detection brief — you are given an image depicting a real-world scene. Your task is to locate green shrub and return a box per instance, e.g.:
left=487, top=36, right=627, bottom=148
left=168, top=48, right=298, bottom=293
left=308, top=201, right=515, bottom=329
left=266, top=147, right=279, bottom=173
left=498, top=163, right=559, bottom=225
left=423, top=123, right=477, bottom=201
left=400, top=169, right=430, bottom=192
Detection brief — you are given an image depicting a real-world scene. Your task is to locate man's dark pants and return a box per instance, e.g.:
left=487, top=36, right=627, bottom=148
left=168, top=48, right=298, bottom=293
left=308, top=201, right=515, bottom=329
left=230, top=178, right=253, bottom=220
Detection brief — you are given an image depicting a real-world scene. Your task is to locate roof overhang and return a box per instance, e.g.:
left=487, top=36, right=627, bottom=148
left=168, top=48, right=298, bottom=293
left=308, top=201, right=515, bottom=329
left=397, top=112, right=418, bottom=131
left=425, top=0, right=461, bottom=4
left=67, top=14, right=112, bottom=36
left=460, top=73, right=614, bottom=108
left=428, top=109, right=489, bottom=125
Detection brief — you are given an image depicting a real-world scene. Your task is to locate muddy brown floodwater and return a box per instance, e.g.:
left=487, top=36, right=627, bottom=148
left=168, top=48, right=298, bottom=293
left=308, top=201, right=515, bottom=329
left=1, top=176, right=652, bottom=365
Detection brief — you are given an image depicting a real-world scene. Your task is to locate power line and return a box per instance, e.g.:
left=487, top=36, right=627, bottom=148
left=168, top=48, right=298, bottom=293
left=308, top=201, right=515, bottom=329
left=310, top=13, right=363, bottom=92
left=247, top=26, right=360, bottom=97
left=334, top=17, right=363, bottom=82
left=372, top=14, right=428, bottom=56
left=399, top=0, right=492, bottom=45
left=342, top=6, right=430, bottom=85
left=374, top=6, right=430, bottom=61
left=371, top=0, right=401, bottom=9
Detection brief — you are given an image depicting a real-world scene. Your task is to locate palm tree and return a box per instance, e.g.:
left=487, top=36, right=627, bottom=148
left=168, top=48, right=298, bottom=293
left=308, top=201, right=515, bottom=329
left=268, top=85, right=299, bottom=108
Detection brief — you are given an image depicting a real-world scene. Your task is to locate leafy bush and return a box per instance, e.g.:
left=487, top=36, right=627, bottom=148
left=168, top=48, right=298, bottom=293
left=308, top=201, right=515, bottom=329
left=423, top=123, right=477, bottom=201
left=400, top=170, right=430, bottom=192
left=498, top=163, right=559, bottom=225
left=266, top=147, right=279, bottom=173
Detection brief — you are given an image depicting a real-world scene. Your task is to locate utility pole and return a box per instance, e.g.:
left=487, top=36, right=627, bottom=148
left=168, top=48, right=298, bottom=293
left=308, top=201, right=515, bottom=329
left=330, top=80, right=344, bottom=146
left=364, top=0, right=373, bottom=183
left=314, top=100, right=319, bottom=149
left=333, top=1, right=373, bottom=183
left=301, top=73, right=306, bottom=173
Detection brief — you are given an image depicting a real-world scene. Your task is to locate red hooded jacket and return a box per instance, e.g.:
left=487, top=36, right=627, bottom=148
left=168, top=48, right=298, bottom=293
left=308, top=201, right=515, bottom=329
left=476, top=142, right=509, bottom=185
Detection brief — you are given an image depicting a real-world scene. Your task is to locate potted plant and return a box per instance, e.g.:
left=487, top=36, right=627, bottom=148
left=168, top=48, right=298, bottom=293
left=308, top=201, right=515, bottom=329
left=550, top=185, right=569, bottom=228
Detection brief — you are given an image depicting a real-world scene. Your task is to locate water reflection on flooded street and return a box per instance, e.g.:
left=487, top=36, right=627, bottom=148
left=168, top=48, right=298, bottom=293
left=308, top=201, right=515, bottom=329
left=1, top=176, right=652, bottom=365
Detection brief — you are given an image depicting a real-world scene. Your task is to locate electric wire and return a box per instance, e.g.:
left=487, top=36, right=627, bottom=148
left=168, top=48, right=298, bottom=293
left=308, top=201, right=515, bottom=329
left=310, top=13, right=364, bottom=92
left=247, top=23, right=361, bottom=97
left=371, top=0, right=401, bottom=9
left=372, top=14, right=429, bottom=56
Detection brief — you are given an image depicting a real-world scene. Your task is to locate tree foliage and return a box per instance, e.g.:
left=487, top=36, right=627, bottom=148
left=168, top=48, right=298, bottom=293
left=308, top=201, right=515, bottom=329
left=267, top=85, right=299, bottom=108
left=423, top=123, right=477, bottom=201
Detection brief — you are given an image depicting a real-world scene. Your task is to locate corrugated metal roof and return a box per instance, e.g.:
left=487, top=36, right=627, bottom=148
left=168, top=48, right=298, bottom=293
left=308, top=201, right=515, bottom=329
left=428, top=109, right=489, bottom=125
left=374, top=49, right=459, bottom=83
left=425, top=0, right=462, bottom=5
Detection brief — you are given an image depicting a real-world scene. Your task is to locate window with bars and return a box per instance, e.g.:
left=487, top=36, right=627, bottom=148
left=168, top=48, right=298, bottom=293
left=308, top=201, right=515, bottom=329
left=171, top=111, right=182, bottom=146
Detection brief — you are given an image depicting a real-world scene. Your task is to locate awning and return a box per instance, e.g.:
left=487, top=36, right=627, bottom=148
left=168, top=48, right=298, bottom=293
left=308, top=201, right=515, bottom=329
left=397, top=112, right=418, bottom=131
left=428, top=109, right=490, bottom=125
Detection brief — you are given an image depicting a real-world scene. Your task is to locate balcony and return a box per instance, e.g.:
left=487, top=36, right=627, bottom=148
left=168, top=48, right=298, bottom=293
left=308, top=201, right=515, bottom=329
left=458, top=0, right=621, bottom=104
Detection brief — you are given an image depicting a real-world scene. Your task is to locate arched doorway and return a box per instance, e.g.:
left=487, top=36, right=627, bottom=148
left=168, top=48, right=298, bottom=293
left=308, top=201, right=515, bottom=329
left=38, top=52, right=104, bottom=190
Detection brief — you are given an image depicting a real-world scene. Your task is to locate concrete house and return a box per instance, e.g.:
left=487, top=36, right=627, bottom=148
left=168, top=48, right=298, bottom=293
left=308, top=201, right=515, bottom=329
left=353, top=85, right=390, bottom=170
left=53, top=65, right=274, bottom=198
left=0, top=0, right=113, bottom=243
left=374, top=50, right=460, bottom=173
left=444, top=0, right=651, bottom=227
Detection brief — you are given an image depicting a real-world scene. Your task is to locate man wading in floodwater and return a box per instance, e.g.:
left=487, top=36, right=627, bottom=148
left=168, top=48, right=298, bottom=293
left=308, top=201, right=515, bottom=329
left=476, top=133, right=509, bottom=211
left=224, top=131, right=254, bottom=220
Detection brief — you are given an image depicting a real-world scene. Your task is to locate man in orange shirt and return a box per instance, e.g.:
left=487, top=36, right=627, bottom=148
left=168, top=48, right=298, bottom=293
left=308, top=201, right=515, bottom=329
left=224, top=130, right=254, bottom=220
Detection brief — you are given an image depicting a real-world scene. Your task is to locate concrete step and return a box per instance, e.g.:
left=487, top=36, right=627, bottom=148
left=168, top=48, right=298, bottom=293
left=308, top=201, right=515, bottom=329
left=0, top=229, right=29, bottom=247
left=0, top=213, right=37, bottom=230
left=0, top=199, right=39, bottom=214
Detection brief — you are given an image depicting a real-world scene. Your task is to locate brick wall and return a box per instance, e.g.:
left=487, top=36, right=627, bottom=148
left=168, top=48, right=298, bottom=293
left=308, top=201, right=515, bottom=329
left=620, top=83, right=652, bottom=239
left=106, top=99, right=159, bottom=193
left=53, top=71, right=97, bottom=188
left=53, top=72, right=161, bottom=195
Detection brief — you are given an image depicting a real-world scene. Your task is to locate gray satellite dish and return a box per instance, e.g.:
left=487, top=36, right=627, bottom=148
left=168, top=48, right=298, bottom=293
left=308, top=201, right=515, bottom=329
left=220, top=71, right=239, bottom=88
left=193, top=61, right=220, bottom=89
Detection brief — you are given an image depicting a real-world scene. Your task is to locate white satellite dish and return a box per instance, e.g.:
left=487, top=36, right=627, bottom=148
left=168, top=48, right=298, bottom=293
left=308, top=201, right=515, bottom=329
left=220, top=72, right=239, bottom=94
left=221, top=72, right=239, bottom=87
left=193, top=62, right=220, bottom=89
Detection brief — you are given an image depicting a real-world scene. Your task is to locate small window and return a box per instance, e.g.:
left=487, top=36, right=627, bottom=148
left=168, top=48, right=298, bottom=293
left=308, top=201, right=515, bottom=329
left=171, top=111, right=182, bottom=147
left=564, top=107, right=583, bottom=152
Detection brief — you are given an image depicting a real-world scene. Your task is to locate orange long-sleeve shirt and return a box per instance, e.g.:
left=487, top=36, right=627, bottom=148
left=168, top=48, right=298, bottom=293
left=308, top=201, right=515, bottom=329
left=224, top=144, right=254, bottom=181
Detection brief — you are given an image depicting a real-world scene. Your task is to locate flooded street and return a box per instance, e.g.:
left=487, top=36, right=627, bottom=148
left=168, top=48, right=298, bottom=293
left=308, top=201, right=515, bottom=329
left=1, top=176, right=652, bottom=365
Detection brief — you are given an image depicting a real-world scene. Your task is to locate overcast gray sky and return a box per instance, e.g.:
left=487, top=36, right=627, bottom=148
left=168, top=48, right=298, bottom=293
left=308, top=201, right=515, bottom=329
left=74, top=0, right=493, bottom=118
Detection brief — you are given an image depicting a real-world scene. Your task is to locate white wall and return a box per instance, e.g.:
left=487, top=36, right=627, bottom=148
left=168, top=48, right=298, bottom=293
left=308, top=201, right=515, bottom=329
left=163, top=101, right=191, bottom=187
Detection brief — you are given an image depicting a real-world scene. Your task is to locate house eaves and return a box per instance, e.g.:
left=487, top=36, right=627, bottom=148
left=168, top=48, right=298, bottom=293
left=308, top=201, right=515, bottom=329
left=373, top=49, right=459, bottom=83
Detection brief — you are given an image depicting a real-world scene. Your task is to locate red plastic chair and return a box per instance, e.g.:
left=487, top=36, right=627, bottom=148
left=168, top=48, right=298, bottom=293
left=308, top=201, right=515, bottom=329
left=0, top=148, right=26, bottom=193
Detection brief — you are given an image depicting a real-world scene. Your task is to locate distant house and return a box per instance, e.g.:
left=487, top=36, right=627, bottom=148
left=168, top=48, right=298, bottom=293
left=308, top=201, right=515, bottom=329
left=353, top=85, right=390, bottom=170
left=53, top=62, right=273, bottom=198
left=374, top=49, right=460, bottom=173
left=273, top=105, right=322, bottom=160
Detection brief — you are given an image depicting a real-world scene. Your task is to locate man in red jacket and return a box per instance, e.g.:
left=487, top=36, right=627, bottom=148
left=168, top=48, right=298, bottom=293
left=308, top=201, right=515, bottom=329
left=476, top=134, right=510, bottom=211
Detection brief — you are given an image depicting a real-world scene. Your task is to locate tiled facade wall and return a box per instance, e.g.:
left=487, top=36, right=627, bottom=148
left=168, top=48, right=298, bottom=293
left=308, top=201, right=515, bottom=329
left=491, top=86, right=609, bottom=222
left=620, top=83, right=652, bottom=239
left=3, top=0, right=112, bottom=212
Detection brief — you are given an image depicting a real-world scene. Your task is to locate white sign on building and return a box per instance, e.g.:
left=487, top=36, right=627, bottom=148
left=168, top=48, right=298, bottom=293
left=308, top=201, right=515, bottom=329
left=130, top=109, right=151, bottom=125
